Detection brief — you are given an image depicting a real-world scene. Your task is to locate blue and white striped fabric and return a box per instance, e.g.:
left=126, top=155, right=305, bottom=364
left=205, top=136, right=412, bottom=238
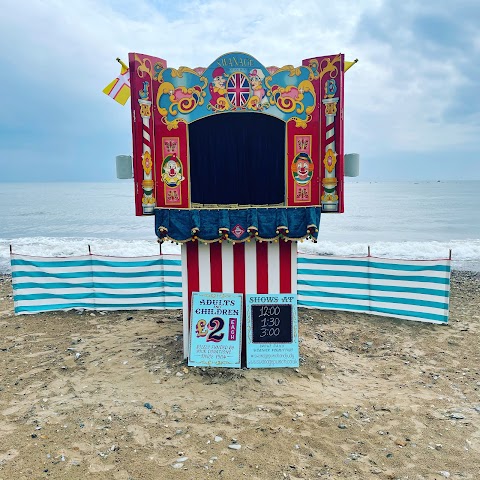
left=11, top=254, right=182, bottom=314
left=11, top=253, right=452, bottom=324
left=297, top=255, right=451, bottom=324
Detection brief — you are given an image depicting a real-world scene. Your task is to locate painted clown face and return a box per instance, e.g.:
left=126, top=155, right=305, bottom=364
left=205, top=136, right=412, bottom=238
left=166, top=159, right=179, bottom=178
left=161, top=154, right=184, bottom=188
left=296, top=160, right=310, bottom=180
left=291, top=152, right=313, bottom=185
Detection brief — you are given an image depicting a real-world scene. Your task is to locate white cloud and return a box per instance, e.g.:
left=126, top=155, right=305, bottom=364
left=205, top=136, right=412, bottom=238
left=0, top=0, right=479, bottom=180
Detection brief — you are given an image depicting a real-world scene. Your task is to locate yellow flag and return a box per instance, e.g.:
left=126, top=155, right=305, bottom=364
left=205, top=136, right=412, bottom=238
left=103, top=63, right=130, bottom=105
left=344, top=59, right=358, bottom=72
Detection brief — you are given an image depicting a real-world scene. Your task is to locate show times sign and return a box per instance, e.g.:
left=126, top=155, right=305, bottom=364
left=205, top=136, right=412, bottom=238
left=188, top=292, right=243, bottom=368
left=246, top=294, right=299, bottom=368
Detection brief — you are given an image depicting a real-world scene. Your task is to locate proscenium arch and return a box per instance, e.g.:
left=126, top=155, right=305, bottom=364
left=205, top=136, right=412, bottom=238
left=188, top=112, right=286, bottom=206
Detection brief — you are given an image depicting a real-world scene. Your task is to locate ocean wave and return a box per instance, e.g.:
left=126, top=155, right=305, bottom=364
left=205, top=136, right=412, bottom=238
left=1, top=237, right=479, bottom=273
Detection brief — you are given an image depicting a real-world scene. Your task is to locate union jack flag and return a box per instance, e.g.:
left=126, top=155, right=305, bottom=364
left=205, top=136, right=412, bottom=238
left=227, top=73, right=250, bottom=107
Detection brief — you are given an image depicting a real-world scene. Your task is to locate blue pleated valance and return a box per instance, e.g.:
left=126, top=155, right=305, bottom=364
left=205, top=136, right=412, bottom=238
left=155, top=207, right=321, bottom=244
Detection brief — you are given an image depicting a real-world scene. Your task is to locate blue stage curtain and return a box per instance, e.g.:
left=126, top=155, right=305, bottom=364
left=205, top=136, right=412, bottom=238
left=155, top=207, right=321, bottom=243
left=188, top=113, right=286, bottom=206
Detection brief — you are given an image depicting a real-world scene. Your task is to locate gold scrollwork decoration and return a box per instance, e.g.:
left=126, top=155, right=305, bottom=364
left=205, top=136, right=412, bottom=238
left=167, top=67, right=208, bottom=90
left=157, top=74, right=207, bottom=123
left=170, top=86, right=203, bottom=115
left=299, top=80, right=316, bottom=116
left=318, top=55, right=341, bottom=79
left=157, top=82, right=174, bottom=117
left=289, top=115, right=311, bottom=129
left=214, top=97, right=229, bottom=111
left=172, top=66, right=202, bottom=79
left=270, top=85, right=303, bottom=113
left=135, top=55, right=154, bottom=79
left=269, top=79, right=315, bottom=118
left=161, top=116, right=187, bottom=131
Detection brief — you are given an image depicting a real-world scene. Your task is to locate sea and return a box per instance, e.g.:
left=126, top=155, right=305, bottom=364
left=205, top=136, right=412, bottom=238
left=1, top=181, right=479, bottom=273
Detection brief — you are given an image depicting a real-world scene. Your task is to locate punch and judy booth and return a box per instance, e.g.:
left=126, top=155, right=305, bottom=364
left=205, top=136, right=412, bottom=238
left=128, top=51, right=348, bottom=356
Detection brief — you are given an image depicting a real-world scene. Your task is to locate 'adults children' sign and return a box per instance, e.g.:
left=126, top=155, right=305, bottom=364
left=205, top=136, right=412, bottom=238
left=188, top=292, right=243, bottom=368
left=246, top=294, right=299, bottom=368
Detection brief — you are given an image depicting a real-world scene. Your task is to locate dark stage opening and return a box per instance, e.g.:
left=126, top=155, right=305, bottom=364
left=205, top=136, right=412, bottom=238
left=189, top=113, right=285, bottom=206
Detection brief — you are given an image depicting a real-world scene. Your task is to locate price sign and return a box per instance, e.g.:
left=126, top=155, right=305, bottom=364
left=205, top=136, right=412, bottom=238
left=246, top=294, right=298, bottom=368
left=189, top=292, right=243, bottom=368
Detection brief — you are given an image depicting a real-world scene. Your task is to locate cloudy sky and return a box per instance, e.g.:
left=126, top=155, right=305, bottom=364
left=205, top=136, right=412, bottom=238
left=0, top=0, right=479, bottom=182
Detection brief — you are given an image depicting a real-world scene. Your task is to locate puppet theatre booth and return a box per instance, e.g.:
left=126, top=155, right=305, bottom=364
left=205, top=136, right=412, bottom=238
left=128, top=51, right=350, bottom=359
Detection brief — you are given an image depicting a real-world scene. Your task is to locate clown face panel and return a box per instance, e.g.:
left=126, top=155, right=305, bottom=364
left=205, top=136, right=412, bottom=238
left=161, top=154, right=185, bottom=188
left=291, top=153, right=313, bottom=185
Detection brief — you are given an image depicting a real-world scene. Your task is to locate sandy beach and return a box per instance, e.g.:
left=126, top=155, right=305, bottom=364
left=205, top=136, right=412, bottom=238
left=0, top=271, right=479, bottom=480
